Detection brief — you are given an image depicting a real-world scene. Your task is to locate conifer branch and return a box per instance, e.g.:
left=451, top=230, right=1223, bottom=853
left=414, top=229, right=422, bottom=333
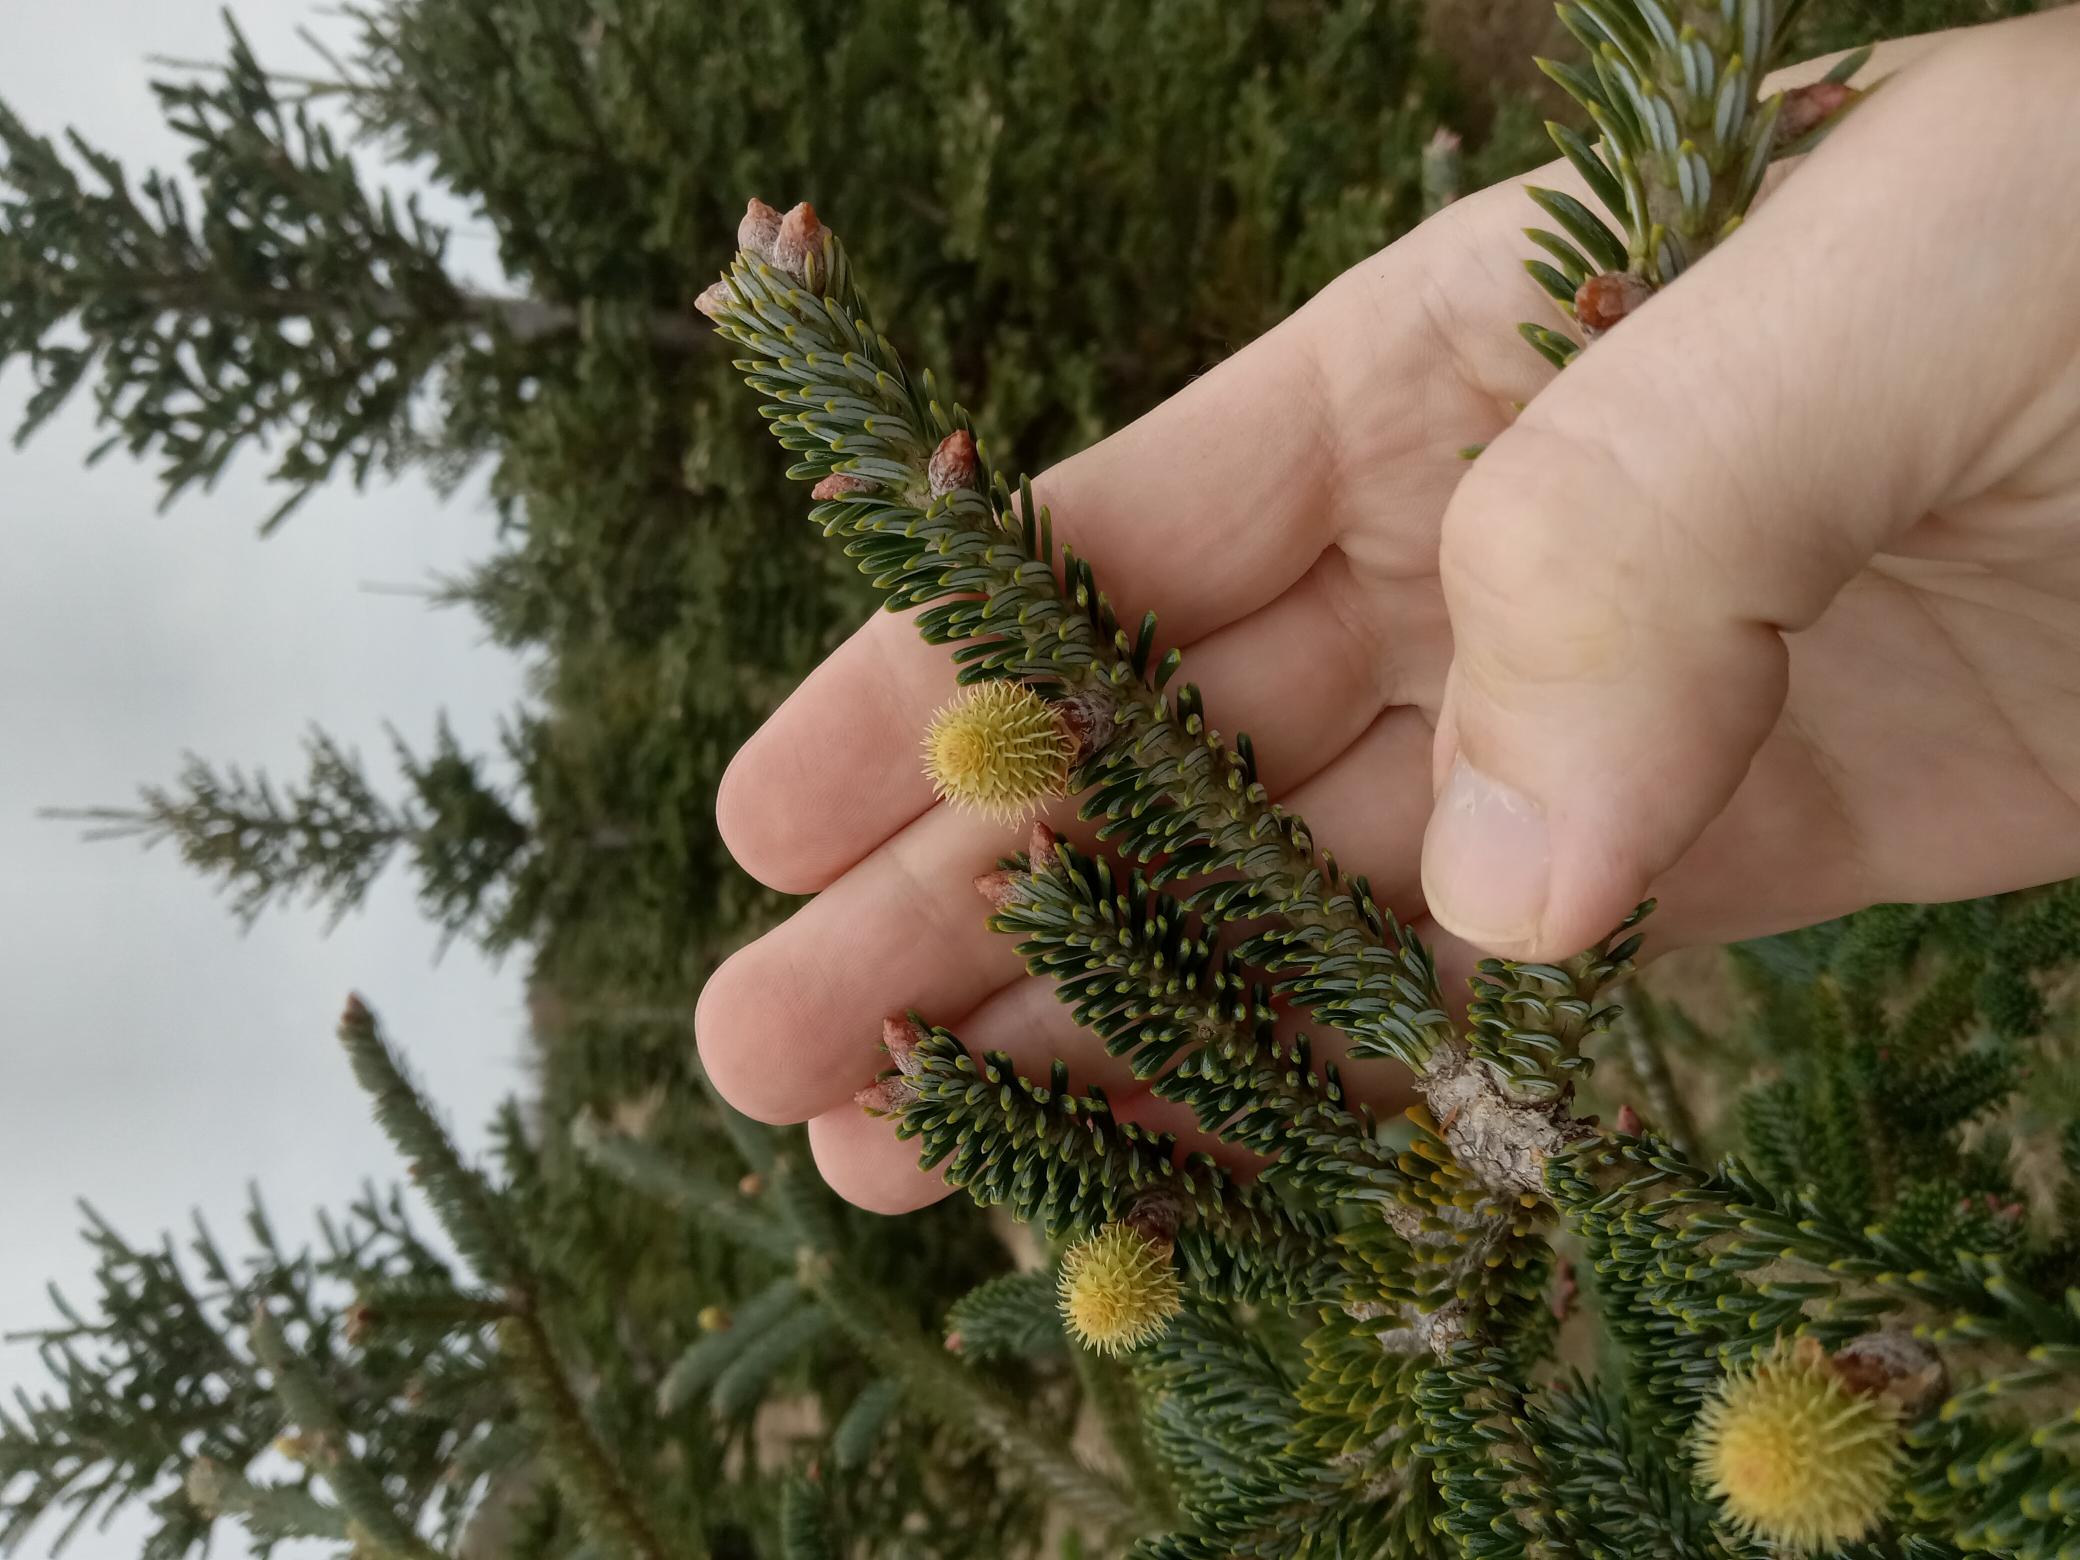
left=1137, top=1304, right=1415, bottom=1556
left=337, top=996, right=533, bottom=1293
left=574, top=1111, right=1149, bottom=1540
left=983, top=825, right=1395, bottom=1196
left=1069, top=1346, right=1174, bottom=1523
left=568, top=1112, right=799, bottom=1267
left=818, top=1285, right=1156, bottom=1541
left=706, top=207, right=1664, bottom=1229
left=182, top=1457, right=353, bottom=1544
left=701, top=223, right=1459, bottom=1085
left=248, top=1306, right=446, bottom=1560
left=494, top=1313, right=684, bottom=1560
left=1529, top=1379, right=1734, bottom=1558
left=869, top=1018, right=1338, bottom=1303
left=0, top=21, right=709, bottom=529
left=48, top=720, right=539, bottom=950
left=1517, top=0, right=1873, bottom=366
left=1415, top=1346, right=1568, bottom=1560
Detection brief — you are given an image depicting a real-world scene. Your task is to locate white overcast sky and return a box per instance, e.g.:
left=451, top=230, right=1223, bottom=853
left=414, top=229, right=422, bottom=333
left=2, top=4, right=530, bottom=1556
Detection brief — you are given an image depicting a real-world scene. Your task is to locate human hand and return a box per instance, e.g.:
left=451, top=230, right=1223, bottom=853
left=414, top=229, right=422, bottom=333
left=698, top=11, right=2080, bottom=1212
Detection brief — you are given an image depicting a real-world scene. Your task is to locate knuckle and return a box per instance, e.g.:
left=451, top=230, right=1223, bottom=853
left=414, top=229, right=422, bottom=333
left=1440, top=429, right=1642, bottom=690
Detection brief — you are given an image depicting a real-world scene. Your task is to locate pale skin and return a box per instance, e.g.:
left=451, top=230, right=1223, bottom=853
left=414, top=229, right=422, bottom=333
left=697, top=12, right=2080, bottom=1213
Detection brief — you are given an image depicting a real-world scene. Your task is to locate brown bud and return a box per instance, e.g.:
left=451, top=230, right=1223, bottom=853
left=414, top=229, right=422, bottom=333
left=694, top=281, right=732, bottom=322
left=854, top=1077, right=918, bottom=1114
left=1615, top=1102, right=1642, bottom=1137
left=1054, top=689, right=1117, bottom=763
left=1121, top=1189, right=1185, bottom=1247
left=1550, top=1257, right=1578, bottom=1322
left=345, top=1302, right=375, bottom=1347
left=772, top=201, right=825, bottom=281
left=736, top=1172, right=765, bottom=1198
left=1027, top=822, right=1060, bottom=870
left=1574, top=271, right=1654, bottom=339
left=738, top=198, right=783, bottom=263
left=184, top=1457, right=229, bottom=1517
left=1775, top=80, right=1858, bottom=149
left=341, top=992, right=371, bottom=1028
left=811, top=471, right=876, bottom=501
left=974, top=868, right=1025, bottom=910
left=928, top=429, right=979, bottom=498
left=943, top=1330, right=965, bottom=1354
left=1827, top=1330, right=1945, bottom=1415
left=882, top=1014, right=930, bottom=1076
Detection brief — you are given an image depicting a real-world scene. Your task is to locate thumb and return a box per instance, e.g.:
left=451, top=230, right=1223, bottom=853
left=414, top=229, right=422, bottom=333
left=1419, top=27, right=2075, bottom=960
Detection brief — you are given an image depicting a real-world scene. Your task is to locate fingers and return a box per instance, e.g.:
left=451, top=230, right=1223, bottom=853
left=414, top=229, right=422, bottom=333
left=700, top=564, right=1401, bottom=1121
left=717, top=621, right=948, bottom=894
left=715, top=295, right=1367, bottom=894
left=1421, top=23, right=2080, bottom=962
left=720, top=546, right=1399, bottom=894
left=696, top=799, right=1027, bottom=1124
left=715, top=191, right=1542, bottom=900
left=710, top=687, right=1439, bottom=1157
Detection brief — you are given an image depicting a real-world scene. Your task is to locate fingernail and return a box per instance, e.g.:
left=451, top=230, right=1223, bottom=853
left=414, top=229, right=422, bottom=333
left=1422, top=758, right=1551, bottom=951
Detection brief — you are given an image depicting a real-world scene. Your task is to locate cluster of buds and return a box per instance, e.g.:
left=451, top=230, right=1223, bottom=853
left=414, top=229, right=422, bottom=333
left=854, top=1015, right=933, bottom=1115
left=696, top=198, right=828, bottom=320
left=973, top=821, right=1063, bottom=913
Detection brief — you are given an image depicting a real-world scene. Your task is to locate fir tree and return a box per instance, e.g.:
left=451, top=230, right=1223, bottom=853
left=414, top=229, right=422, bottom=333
left=48, top=721, right=541, bottom=949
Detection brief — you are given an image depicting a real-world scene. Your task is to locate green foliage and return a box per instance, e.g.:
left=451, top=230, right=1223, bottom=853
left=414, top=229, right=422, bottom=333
left=50, top=720, right=543, bottom=950
left=0, top=18, right=500, bottom=528
left=943, top=1273, right=1065, bottom=1362
left=0, top=1185, right=498, bottom=1560
left=1512, top=0, right=1825, bottom=369
left=881, top=1020, right=1336, bottom=1303
left=1717, top=886, right=2080, bottom=1285
left=1551, top=1125, right=2080, bottom=1558
left=779, top=1476, right=837, bottom=1560
left=9, top=0, right=2079, bottom=1556
left=1135, top=1303, right=1418, bottom=1560
left=1791, top=0, right=2048, bottom=53
left=694, top=0, right=2080, bottom=1548
left=1530, top=1377, right=1746, bottom=1560
left=987, top=832, right=1391, bottom=1196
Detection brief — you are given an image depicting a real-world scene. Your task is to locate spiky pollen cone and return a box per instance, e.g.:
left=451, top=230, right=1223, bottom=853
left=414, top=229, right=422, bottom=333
left=921, top=682, right=1073, bottom=825
left=1057, top=1223, right=1183, bottom=1357
left=1695, top=1336, right=1904, bottom=1552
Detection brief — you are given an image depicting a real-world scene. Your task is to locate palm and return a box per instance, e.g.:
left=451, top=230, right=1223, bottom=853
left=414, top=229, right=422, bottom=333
left=698, top=144, right=2080, bottom=1212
